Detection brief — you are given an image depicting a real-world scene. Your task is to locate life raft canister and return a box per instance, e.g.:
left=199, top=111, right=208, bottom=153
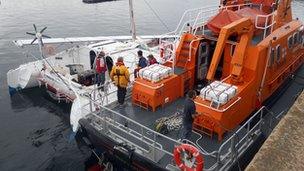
left=174, top=144, right=204, bottom=171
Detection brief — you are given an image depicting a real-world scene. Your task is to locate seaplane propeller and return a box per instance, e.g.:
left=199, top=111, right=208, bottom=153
left=26, top=24, right=51, bottom=46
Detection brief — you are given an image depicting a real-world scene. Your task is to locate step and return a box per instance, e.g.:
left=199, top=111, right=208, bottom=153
left=181, top=46, right=190, bottom=51
left=178, top=58, right=188, bottom=63
left=181, top=44, right=197, bottom=51
left=184, top=39, right=193, bottom=43
left=179, top=56, right=189, bottom=61
left=184, top=77, right=191, bottom=81
left=179, top=51, right=189, bottom=57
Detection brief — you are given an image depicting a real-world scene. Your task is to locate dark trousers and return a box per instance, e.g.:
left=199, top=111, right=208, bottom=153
left=134, top=68, right=140, bottom=78
left=181, top=124, right=192, bottom=140
left=96, top=72, right=105, bottom=86
left=117, top=86, right=127, bottom=105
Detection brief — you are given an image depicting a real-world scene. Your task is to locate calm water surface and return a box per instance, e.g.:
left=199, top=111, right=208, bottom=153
left=0, top=0, right=303, bottom=170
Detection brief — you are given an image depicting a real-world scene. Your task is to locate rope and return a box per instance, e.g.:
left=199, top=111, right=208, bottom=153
left=155, top=112, right=183, bottom=133
left=141, top=0, right=171, bottom=32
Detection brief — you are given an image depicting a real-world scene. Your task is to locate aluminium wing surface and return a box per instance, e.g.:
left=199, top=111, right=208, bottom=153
left=13, top=35, right=178, bottom=47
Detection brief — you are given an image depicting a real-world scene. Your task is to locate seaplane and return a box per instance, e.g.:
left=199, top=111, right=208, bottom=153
left=7, top=0, right=180, bottom=132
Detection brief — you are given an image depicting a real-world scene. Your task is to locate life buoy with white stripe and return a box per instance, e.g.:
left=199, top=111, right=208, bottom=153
left=174, top=144, right=204, bottom=171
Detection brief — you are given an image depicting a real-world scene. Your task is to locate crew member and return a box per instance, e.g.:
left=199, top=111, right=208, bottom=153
left=110, top=57, right=130, bottom=106
left=134, top=50, right=147, bottom=78
left=147, top=54, right=158, bottom=65
left=181, top=90, right=197, bottom=140
left=95, top=51, right=107, bottom=90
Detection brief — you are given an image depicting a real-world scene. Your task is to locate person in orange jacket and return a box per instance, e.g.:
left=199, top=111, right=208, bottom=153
left=110, top=57, right=130, bottom=106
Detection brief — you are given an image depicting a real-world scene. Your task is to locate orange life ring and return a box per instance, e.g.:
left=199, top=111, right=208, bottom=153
left=174, top=144, right=204, bottom=171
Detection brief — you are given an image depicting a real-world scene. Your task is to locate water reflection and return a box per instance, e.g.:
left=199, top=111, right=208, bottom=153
left=10, top=87, right=71, bottom=117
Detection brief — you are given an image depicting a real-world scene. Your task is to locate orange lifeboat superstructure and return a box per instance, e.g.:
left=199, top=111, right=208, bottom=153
left=132, top=0, right=304, bottom=141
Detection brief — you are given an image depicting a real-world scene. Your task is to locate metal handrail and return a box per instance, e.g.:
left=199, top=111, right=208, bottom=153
left=164, top=3, right=255, bottom=38
left=255, top=12, right=276, bottom=38
left=81, top=97, right=183, bottom=162
left=222, top=3, right=254, bottom=11
left=91, top=112, right=163, bottom=150
left=158, top=2, right=261, bottom=70
left=208, top=106, right=267, bottom=170
left=161, top=5, right=218, bottom=37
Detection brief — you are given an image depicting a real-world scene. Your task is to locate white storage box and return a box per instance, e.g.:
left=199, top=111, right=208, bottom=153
left=200, top=81, right=237, bottom=105
left=138, top=64, right=173, bottom=83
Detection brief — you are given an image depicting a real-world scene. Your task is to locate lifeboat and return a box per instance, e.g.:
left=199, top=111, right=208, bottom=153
left=132, top=0, right=304, bottom=141
left=77, top=0, right=304, bottom=170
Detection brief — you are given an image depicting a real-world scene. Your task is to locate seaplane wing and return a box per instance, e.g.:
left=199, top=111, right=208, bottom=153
left=13, top=35, right=178, bottom=47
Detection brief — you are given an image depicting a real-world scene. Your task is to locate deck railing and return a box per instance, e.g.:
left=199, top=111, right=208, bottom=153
left=255, top=12, right=276, bottom=39
left=81, top=97, right=183, bottom=165
left=158, top=3, right=272, bottom=65
left=207, top=106, right=280, bottom=171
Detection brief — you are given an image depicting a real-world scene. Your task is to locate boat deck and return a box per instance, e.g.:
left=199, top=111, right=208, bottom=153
left=84, top=65, right=303, bottom=170
left=85, top=96, right=247, bottom=168
left=108, top=97, right=247, bottom=168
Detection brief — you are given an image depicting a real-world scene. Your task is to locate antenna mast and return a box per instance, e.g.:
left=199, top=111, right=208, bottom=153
left=129, top=0, right=136, bottom=41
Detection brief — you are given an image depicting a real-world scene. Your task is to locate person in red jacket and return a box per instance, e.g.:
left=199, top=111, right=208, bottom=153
left=147, top=54, right=158, bottom=65
left=95, top=51, right=107, bottom=90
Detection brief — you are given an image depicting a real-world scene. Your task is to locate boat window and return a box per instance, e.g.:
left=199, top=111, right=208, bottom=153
left=282, top=47, right=286, bottom=59
left=201, top=44, right=207, bottom=54
left=269, top=48, right=275, bottom=66
left=276, top=45, right=281, bottom=62
left=199, top=42, right=208, bottom=65
left=298, top=31, right=302, bottom=44
left=288, top=35, right=293, bottom=49
left=230, top=44, right=236, bottom=57
left=293, top=32, right=299, bottom=45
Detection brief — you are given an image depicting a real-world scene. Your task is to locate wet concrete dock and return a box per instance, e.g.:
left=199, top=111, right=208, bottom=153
left=246, top=91, right=304, bottom=171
